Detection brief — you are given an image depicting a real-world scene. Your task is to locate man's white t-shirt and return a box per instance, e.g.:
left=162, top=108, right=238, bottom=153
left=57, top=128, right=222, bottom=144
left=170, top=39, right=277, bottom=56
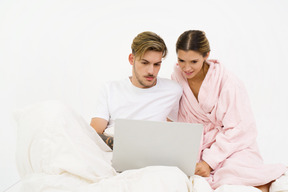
left=93, top=77, right=183, bottom=136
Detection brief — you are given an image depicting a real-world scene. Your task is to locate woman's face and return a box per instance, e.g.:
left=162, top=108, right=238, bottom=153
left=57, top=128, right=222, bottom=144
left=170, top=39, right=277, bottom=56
left=177, top=50, right=209, bottom=80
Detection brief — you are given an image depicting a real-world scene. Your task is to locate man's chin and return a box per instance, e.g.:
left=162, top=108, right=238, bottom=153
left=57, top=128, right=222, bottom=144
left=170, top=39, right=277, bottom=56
left=143, top=80, right=156, bottom=88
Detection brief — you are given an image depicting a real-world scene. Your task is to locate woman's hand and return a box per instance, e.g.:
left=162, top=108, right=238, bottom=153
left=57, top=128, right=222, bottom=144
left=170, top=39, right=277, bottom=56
left=195, top=161, right=212, bottom=177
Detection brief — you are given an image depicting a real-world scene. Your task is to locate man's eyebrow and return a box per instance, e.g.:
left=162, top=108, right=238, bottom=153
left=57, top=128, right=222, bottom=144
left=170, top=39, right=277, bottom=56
left=140, top=59, right=149, bottom=62
left=140, top=59, right=162, bottom=63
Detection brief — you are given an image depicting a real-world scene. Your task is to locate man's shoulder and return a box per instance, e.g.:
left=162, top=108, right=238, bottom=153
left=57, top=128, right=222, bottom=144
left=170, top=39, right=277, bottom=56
left=158, top=77, right=181, bottom=85
left=157, top=77, right=182, bottom=92
left=103, top=78, right=128, bottom=88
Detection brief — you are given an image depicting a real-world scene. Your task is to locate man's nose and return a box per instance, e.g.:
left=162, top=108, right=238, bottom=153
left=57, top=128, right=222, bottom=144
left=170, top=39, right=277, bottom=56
left=147, top=64, right=154, bottom=75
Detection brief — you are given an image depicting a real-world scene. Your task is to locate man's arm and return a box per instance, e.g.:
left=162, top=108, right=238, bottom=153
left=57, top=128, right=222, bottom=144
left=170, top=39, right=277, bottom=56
left=98, top=133, right=114, bottom=150
left=90, top=117, right=114, bottom=149
left=90, top=117, right=108, bottom=134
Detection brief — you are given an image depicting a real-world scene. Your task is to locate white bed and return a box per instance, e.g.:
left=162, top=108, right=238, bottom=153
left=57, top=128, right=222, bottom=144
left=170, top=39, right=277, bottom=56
left=5, top=181, right=21, bottom=192
left=11, top=100, right=288, bottom=192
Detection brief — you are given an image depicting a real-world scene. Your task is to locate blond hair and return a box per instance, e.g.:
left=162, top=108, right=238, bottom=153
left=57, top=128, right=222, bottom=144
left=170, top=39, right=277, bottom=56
left=131, top=31, right=167, bottom=59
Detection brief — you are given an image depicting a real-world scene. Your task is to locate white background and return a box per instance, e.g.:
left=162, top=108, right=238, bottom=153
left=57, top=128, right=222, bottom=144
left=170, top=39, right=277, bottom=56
left=1, top=0, right=288, bottom=191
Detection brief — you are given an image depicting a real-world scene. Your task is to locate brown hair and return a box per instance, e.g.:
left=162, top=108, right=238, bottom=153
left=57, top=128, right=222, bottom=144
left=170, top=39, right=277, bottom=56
left=131, top=31, right=167, bottom=59
left=176, top=30, right=210, bottom=57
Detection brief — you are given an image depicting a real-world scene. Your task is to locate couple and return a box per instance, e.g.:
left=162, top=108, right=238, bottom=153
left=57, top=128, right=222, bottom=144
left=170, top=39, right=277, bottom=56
left=90, top=31, right=287, bottom=192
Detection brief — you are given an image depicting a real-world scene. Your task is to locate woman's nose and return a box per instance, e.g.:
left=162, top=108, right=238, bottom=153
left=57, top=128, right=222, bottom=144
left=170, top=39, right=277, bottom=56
left=182, top=63, right=190, bottom=71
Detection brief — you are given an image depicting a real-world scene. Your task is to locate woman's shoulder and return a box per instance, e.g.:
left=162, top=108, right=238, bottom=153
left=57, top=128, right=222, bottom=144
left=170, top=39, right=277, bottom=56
left=209, top=60, right=244, bottom=88
left=216, top=68, right=248, bottom=103
left=207, top=60, right=246, bottom=98
left=223, top=68, right=245, bottom=89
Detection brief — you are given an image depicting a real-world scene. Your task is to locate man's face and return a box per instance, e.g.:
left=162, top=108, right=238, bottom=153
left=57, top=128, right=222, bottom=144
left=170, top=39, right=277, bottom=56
left=129, top=50, right=162, bottom=88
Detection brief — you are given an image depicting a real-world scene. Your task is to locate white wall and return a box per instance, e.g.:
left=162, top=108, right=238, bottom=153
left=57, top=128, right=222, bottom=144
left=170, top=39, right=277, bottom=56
left=1, top=0, right=288, bottom=191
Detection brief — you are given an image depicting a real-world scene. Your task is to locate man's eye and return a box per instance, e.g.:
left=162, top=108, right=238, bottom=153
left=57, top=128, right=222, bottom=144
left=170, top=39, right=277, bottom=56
left=178, top=59, right=184, bottom=62
left=141, top=62, right=148, bottom=64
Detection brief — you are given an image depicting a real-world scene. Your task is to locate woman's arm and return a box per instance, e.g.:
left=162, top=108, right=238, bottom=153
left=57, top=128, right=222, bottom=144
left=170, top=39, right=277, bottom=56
left=202, top=80, right=258, bottom=170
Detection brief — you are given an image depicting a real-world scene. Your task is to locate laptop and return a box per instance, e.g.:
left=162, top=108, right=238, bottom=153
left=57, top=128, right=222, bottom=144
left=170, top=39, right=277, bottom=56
left=112, top=119, right=203, bottom=176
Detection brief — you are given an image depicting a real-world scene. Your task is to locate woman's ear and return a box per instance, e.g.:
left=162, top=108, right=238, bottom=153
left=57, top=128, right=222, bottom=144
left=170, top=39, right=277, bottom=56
left=128, top=53, right=134, bottom=65
left=204, top=51, right=210, bottom=60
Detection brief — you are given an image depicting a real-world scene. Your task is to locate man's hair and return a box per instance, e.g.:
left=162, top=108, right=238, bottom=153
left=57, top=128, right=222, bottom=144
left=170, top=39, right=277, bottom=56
left=131, top=31, right=167, bottom=59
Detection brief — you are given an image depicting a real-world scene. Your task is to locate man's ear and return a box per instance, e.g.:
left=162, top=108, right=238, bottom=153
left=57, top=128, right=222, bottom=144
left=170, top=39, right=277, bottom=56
left=128, top=53, right=135, bottom=65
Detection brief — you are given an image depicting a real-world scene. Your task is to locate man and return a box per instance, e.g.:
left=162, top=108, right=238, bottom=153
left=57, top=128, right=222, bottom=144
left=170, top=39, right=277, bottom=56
left=15, top=31, right=190, bottom=191
left=90, top=31, right=182, bottom=149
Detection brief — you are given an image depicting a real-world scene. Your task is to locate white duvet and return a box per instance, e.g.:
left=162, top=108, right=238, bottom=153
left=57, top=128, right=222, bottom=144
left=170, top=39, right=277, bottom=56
left=13, top=100, right=288, bottom=192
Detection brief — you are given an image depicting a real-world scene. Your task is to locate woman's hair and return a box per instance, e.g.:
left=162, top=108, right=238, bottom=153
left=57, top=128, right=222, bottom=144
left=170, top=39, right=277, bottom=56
left=176, top=30, right=210, bottom=57
left=131, top=31, right=167, bottom=59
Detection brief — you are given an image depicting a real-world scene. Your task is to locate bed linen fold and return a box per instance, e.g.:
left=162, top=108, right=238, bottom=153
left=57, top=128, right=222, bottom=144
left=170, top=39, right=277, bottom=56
left=13, top=100, right=288, bottom=192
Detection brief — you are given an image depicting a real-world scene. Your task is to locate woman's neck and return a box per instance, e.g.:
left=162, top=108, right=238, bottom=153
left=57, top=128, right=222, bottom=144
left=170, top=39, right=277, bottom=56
left=187, top=62, right=209, bottom=101
left=188, top=62, right=209, bottom=85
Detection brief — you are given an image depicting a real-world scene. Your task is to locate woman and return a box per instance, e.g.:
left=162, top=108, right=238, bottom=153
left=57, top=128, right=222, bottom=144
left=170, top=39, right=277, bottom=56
left=171, top=30, right=287, bottom=192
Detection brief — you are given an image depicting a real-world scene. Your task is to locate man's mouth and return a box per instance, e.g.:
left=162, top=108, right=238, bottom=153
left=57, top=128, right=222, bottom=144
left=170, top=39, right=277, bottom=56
left=145, top=76, right=154, bottom=81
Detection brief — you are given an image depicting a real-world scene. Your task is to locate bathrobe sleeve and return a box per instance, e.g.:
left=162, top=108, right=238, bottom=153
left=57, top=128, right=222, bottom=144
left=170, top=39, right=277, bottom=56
left=202, top=77, right=258, bottom=170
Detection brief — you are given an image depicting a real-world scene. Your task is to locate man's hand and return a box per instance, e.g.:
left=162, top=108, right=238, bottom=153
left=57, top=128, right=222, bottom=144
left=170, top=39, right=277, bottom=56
left=195, top=161, right=212, bottom=177
left=98, top=133, right=114, bottom=150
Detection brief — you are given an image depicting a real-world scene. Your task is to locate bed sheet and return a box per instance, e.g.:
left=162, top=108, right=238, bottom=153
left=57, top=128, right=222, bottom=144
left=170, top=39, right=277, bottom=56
left=13, top=100, right=288, bottom=192
left=6, top=173, right=288, bottom=192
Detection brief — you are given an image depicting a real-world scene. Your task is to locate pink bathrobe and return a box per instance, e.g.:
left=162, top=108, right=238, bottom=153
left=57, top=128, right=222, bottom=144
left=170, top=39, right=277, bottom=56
left=171, top=60, right=287, bottom=189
